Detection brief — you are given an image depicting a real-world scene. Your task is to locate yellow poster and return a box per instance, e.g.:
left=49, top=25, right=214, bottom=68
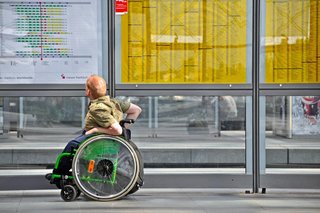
left=121, top=0, right=247, bottom=84
left=265, top=0, right=320, bottom=83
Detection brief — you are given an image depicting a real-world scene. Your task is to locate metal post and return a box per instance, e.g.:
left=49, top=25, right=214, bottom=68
left=107, top=0, right=116, bottom=98
left=252, top=0, right=261, bottom=193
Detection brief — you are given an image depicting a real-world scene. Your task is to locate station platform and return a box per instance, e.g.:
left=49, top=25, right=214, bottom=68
left=0, top=188, right=320, bottom=213
left=0, top=129, right=320, bottom=212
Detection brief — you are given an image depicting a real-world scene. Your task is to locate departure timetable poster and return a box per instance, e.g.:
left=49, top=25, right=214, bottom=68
left=121, top=0, right=248, bottom=84
left=265, top=0, right=320, bottom=84
left=0, top=0, right=100, bottom=84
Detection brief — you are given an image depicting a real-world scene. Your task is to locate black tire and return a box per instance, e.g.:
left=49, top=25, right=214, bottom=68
left=61, top=185, right=77, bottom=202
left=75, top=185, right=81, bottom=198
left=127, top=183, right=140, bottom=195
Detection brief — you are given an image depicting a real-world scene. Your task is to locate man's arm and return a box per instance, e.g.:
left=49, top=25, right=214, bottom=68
left=85, top=122, right=122, bottom=135
left=85, top=103, right=141, bottom=135
left=123, top=103, right=142, bottom=128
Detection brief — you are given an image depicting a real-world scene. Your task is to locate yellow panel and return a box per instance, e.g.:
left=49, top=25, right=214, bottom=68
left=129, top=1, right=143, bottom=25
left=128, top=56, right=143, bottom=82
left=306, top=63, right=316, bottom=82
left=215, top=1, right=228, bottom=26
left=144, top=7, right=157, bottom=36
left=318, top=59, right=320, bottom=82
left=122, top=0, right=248, bottom=84
left=265, top=46, right=274, bottom=83
left=213, top=24, right=227, bottom=82
left=287, top=3, right=304, bottom=81
left=201, top=49, right=214, bottom=82
left=302, top=62, right=308, bottom=82
left=172, top=1, right=185, bottom=26
left=121, top=14, right=129, bottom=83
left=144, top=56, right=157, bottom=82
left=142, top=5, right=156, bottom=83
left=129, top=26, right=142, bottom=44
left=129, top=42, right=142, bottom=57
left=186, top=64, right=199, bottom=83
left=144, top=0, right=157, bottom=8
left=172, top=26, right=185, bottom=83
left=158, top=46, right=172, bottom=82
left=228, top=14, right=246, bottom=83
left=201, top=2, right=214, bottom=47
left=185, top=13, right=199, bottom=39
left=288, top=43, right=303, bottom=83
left=158, top=1, right=171, bottom=36
left=265, top=0, right=320, bottom=83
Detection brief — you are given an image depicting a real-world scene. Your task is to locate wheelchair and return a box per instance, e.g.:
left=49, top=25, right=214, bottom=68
left=48, top=119, right=144, bottom=202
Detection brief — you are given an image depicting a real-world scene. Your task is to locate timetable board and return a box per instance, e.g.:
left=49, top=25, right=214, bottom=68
left=264, top=0, right=320, bottom=84
left=121, top=0, right=248, bottom=84
left=0, top=0, right=100, bottom=84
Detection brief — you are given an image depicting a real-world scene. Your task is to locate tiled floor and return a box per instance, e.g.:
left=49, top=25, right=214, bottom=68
left=0, top=188, right=320, bottom=213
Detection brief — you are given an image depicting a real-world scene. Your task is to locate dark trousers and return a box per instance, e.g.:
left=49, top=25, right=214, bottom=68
left=54, top=133, right=91, bottom=175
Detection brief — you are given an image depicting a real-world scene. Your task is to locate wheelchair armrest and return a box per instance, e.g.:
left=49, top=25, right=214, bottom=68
left=119, top=119, right=135, bottom=127
left=121, top=128, right=132, bottom=140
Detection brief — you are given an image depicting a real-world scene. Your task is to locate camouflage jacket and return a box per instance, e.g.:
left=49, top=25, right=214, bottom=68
left=84, top=96, right=130, bottom=131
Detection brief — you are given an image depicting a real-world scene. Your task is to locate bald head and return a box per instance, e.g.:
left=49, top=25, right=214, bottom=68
left=86, top=75, right=107, bottom=99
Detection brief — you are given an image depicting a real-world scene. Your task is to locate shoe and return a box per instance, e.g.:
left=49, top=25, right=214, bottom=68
left=45, top=173, right=52, bottom=181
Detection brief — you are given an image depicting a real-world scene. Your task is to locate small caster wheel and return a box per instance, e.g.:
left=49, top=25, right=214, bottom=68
left=61, top=185, right=77, bottom=202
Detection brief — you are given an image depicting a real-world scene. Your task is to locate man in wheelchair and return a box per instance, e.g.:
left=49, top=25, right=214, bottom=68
left=45, top=75, right=143, bottom=201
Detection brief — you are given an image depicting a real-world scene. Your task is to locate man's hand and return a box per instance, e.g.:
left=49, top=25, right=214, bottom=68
left=85, top=127, right=102, bottom=135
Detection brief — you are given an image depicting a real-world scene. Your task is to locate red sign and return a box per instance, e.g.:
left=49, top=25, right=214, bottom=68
left=116, top=0, right=128, bottom=15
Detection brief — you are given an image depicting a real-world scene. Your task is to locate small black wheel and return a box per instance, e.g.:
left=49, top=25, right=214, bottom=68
left=61, top=185, right=77, bottom=202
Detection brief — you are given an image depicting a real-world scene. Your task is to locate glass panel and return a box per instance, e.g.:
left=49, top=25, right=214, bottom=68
left=1, top=97, right=86, bottom=137
left=20, top=97, right=85, bottom=134
left=120, top=96, right=247, bottom=169
left=264, top=96, right=320, bottom=171
left=261, top=0, right=320, bottom=84
left=0, top=95, right=248, bottom=171
left=0, top=96, right=86, bottom=169
left=117, top=0, right=252, bottom=84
